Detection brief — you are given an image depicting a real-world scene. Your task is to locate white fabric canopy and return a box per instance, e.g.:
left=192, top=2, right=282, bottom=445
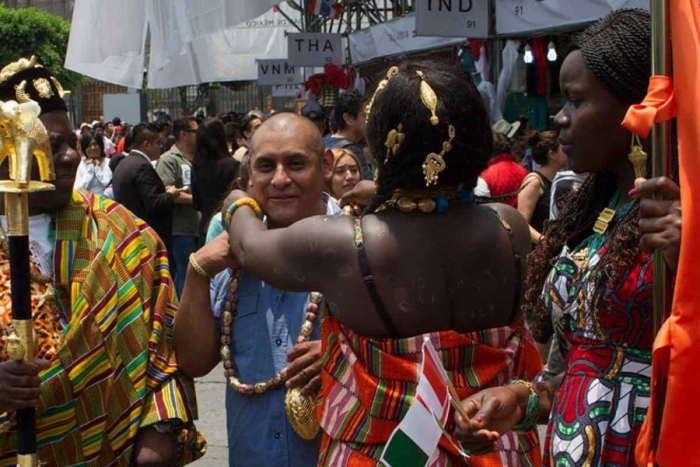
left=65, top=0, right=285, bottom=89
left=496, top=0, right=649, bottom=35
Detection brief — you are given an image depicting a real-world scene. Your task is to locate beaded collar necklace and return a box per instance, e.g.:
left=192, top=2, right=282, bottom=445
left=219, top=270, right=322, bottom=395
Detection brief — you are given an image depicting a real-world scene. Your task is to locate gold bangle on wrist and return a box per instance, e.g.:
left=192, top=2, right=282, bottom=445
left=509, top=379, right=539, bottom=432
left=189, top=253, right=211, bottom=279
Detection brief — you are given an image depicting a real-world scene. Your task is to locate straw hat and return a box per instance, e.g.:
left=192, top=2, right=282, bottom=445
left=492, top=119, right=521, bottom=139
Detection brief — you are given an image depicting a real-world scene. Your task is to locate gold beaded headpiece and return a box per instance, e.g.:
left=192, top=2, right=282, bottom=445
left=365, top=66, right=398, bottom=122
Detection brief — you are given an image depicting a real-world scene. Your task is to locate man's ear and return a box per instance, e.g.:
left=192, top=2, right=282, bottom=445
left=322, top=148, right=334, bottom=179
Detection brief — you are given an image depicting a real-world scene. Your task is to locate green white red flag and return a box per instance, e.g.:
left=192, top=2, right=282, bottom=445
left=380, top=339, right=456, bottom=467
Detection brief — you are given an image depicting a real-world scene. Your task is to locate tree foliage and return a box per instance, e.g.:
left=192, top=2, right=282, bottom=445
left=0, top=5, right=81, bottom=89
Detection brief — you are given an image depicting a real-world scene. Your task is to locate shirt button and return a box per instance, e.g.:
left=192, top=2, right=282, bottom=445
left=274, top=432, right=281, bottom=439
left=275, top=338, right=282, bottom=346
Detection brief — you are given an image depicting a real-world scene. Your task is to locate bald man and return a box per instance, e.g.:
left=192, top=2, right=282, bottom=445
left=174, top=113, right=339, bottom=467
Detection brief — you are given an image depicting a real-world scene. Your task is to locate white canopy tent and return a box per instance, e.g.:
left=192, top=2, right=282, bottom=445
left=65, top=0, right=650, bottom=89
left=65, top=0, right=289, bottom=89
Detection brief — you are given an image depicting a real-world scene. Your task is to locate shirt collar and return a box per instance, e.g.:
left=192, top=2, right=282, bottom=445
left=324, top=192, right=342, bottom=215
left=131, top=149, right=151, bottom=163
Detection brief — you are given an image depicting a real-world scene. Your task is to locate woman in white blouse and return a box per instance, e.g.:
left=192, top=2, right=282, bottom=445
left=74, top=132, right=112, bottom=196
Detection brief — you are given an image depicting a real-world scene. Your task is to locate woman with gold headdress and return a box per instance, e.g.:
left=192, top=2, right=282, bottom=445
left=219, top=59, right=543, bottom=465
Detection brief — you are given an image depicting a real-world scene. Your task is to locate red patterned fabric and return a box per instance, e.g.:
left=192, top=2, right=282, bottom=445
left=317, top=316, right=543, bottom=466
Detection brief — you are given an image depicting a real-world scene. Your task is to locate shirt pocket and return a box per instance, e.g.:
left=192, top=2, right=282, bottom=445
left=231, top=292, right=260, bottom=355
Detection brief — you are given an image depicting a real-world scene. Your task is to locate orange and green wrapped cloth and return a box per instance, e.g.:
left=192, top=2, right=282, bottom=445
left=0, top=191, right=206, bottom=466
left=632, top=0, right=700, bottom=465
left=317, top=315, right=543, bottom=466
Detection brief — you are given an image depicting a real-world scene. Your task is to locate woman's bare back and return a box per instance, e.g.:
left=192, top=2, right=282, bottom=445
left=318, top=203, right=531, bottom=338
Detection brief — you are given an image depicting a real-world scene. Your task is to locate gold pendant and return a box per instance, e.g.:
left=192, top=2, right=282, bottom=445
left=284, top=387, right=320, bottom=440
left=593, top=208, right=616, bottom=235
left=628, top=133, right=648, bottom=179
left=422, top=153, right=446, bottom=187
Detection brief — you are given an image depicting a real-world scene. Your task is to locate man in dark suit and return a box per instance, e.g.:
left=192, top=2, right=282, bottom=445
left=112, top=122, right=182, bottom=252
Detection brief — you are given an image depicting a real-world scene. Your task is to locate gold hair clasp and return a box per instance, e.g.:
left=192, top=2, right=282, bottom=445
left=384, top=124, right=405, bottom=162
left=423, top=125, right=455, bottom=186
left=416, top=70, right=439, bottom=126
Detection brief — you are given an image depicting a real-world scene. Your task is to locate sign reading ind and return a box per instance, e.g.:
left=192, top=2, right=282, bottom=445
left=416, top=0, right=489, bottom=38
left=287, top=33, right=344, bottom=66
left=257, top=59, right=303, bottom=86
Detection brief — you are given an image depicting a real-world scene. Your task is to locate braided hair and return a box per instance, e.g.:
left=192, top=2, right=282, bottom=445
left=525, top=9, right=651, bottom=342
left=365, top=59, right=492, bottom=212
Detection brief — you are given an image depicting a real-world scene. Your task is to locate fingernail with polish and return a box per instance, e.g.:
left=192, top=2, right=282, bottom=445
left=628, top=188, right=637, bottom=197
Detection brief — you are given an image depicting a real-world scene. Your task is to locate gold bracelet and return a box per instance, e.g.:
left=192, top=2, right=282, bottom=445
left=189, top=253, right=211, bottom=279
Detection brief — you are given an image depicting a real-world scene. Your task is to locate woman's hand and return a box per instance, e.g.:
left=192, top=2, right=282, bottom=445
left=339, top=180, right=375, bottom=213
left=454, top=385, right=526, bottom=454
left=631, top=176, right=682, bottom=272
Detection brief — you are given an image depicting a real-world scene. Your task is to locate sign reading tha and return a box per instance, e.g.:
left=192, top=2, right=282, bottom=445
left=257, top=59, right=303, bottom=86
left=416, top=0, right=489, bottom=38
left=287, top=33, right=344, bottom=66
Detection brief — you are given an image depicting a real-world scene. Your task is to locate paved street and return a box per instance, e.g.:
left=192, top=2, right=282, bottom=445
left=192, top=364, right=228, bottom=466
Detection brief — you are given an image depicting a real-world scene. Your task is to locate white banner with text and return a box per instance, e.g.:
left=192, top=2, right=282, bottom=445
left=287, top=33, right=345, bottom=66
left=416, top=0, right=489, bottom=38
left=349, top=14, right=463, bottom=64
left=257, top=59, right=303, bottom=85
left=496, top=0, right=649, bottom=35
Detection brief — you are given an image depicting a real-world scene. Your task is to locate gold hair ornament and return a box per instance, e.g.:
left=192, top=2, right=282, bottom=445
left=422, top=125, right=455, bottom=187
left=384, top=123, right=405, bottom=162
left=628, top=133, right=647, bottom=179
left=32, top=78, right=54, bottom=99
left=365, top=66, right=398, bottom=122
left=416, top=70, right=439, bottom=126
left=50, top=77, right=70, bottom=98
left=0, top=56, right=37, bottom=84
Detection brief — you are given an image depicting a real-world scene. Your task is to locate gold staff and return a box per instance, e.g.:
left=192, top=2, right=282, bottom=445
left=0, top=79, right=55, bottom=467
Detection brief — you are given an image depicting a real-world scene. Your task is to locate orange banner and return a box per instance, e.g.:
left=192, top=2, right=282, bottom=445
left=636, top=1, right=700, bottom=466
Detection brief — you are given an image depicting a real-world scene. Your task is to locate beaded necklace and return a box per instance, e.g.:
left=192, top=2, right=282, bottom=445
left=375, top=187, right=474, bottom=214
left=220, top=269, right=322, bottom=395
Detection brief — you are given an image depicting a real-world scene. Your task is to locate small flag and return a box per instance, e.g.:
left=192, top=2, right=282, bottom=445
left=380, top=340, right=451, bottom=467
left=309, top=0, right=344, bottom=20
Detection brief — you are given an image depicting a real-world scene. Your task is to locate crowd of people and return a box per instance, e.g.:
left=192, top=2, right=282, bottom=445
left=0, top=7, right=685, bottom=467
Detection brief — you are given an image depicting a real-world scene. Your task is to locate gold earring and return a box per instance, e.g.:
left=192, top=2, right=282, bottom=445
left=422, top=125, right=455, bottom=186
left=628, top=133, right=647, bottom=179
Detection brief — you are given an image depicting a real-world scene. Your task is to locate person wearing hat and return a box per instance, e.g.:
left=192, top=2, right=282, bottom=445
left=474, top=119, right=529, bottom=207
left=301, top=101, right=328, bottom=136
left=0, top=57, right=205, bottom=466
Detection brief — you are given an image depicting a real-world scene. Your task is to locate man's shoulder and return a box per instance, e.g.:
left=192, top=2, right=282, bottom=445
left=115, top=154, right=151, bottom=177
left=159, top=147, right=183, bottom=163
left=66, top=191, right=165, bottom=251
